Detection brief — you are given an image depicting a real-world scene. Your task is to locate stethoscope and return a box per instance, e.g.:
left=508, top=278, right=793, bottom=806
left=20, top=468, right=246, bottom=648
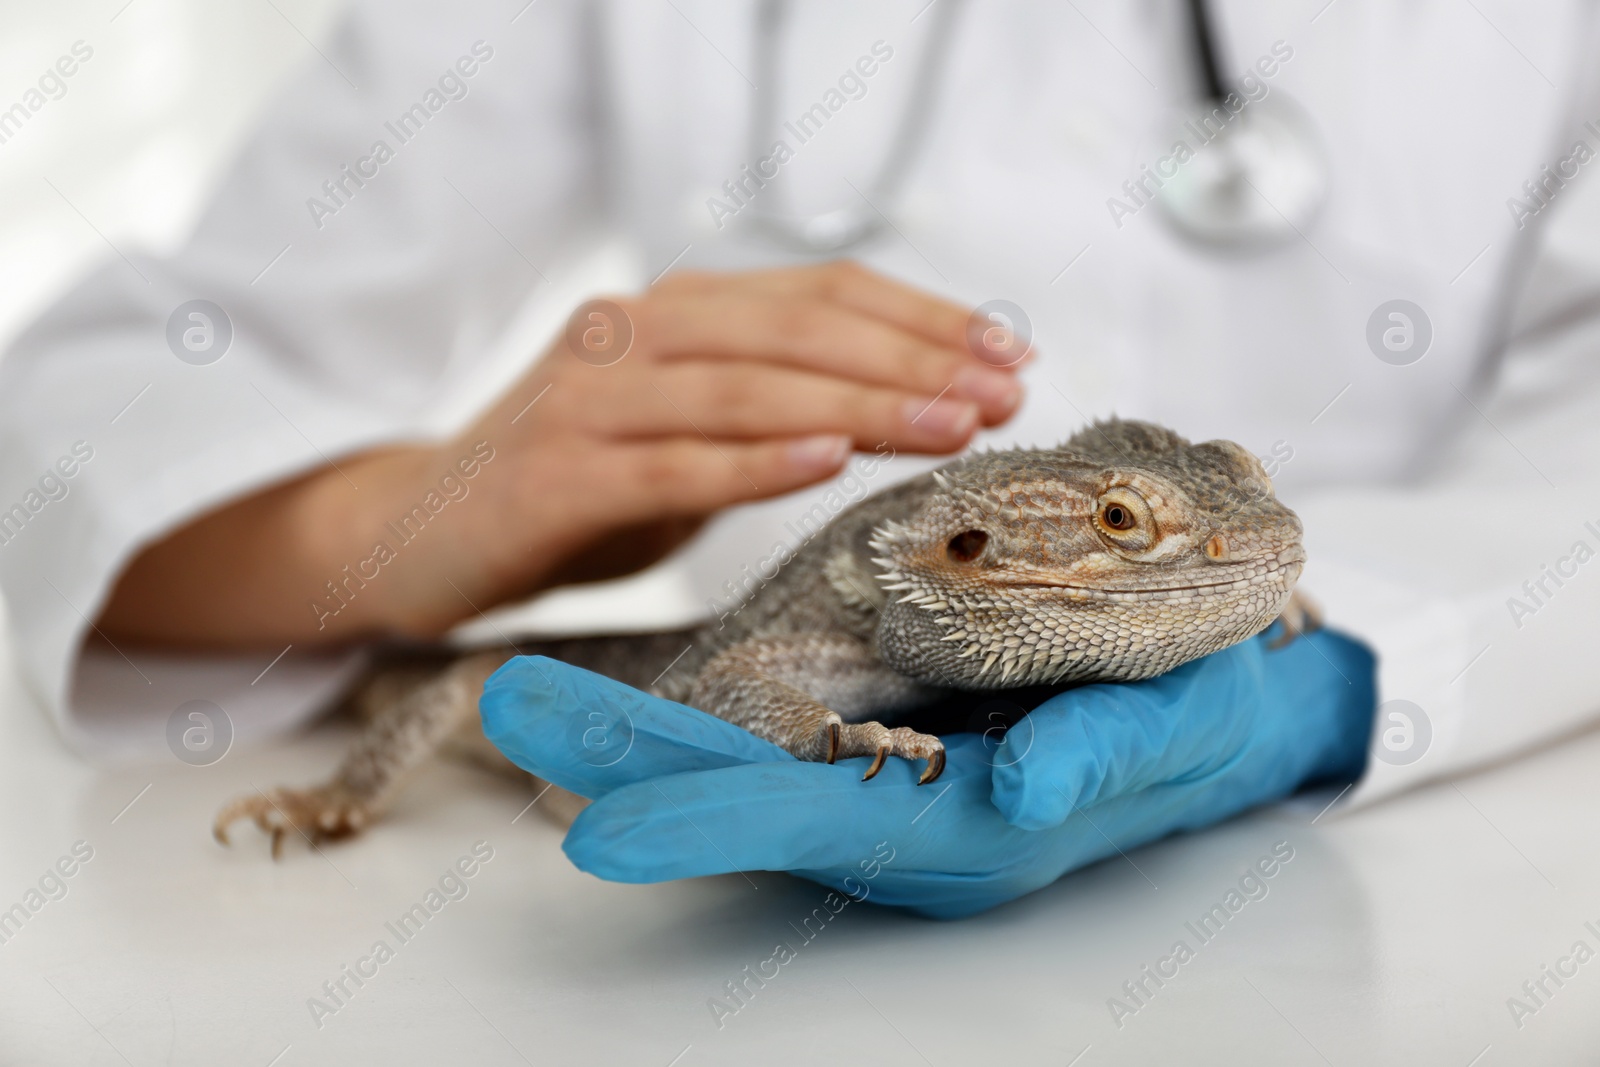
left=743, top=0, right=1328, bottom=254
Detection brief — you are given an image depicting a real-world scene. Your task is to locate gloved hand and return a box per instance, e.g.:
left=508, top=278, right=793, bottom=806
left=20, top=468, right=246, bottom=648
left=481, top=628, right=1375, bottom=919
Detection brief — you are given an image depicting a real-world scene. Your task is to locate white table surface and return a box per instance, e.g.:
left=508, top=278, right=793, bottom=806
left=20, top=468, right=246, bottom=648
left=4, top=616, right=1600, bottom=1067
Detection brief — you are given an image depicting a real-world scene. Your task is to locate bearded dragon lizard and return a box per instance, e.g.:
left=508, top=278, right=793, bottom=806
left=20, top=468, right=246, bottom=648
left=216, top=418, right=1312, bottom=855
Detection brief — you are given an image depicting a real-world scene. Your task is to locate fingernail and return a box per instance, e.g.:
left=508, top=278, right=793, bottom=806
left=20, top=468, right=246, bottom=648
left=788, top=434, right=851, bottom=472
left=903, top=397, right=978, bottom=438
left=953, top=366, right=1022, bottom=413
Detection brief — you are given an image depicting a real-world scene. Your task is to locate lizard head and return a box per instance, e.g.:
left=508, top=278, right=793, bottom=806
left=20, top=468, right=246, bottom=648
left=869, top=418, right=1305, bottom=690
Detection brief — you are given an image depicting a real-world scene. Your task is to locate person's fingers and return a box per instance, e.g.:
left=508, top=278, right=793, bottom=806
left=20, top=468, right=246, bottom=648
left=595, top=435, right=859, bottom=519
left=632, top=292, right=1021, bottom=425
left=479, top=657, right=794, bottom=800
left=561, top=735, right=1006, bottom=883
left=576, top=362, right=982, bottom=453
left=486, top=434, right=851, bottom=544
left=989, top=642, right=1265, bottom=830
left=656, top=261, right=974, bottom=351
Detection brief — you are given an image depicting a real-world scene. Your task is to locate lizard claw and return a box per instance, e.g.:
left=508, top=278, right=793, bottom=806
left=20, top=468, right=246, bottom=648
left=214, top=784, right=371, bottom=858
left=832, top=722, right=944, bottom=783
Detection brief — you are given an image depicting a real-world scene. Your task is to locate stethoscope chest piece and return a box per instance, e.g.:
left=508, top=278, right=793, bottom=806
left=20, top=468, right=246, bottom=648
left=1155, top=94, right=1329, bottom=252
left=1154, top=0, right=1331, bottom=252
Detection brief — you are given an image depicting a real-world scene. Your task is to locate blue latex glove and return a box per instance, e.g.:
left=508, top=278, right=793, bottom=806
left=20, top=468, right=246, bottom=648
left=481, top=629, right=1375, bottom=919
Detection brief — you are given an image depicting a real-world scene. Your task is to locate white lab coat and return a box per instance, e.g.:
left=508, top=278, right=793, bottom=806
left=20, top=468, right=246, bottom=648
left=3, top=0, right=1599, bottom=809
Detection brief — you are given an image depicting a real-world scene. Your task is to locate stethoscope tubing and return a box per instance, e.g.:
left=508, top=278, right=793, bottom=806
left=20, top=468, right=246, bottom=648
left=742, top=0, right=965, bottom=253
left=740, top=0, right=1322, bottom=255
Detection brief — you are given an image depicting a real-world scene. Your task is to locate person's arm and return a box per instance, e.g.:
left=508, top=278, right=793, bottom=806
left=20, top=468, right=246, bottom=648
left=0, top=0, right=616, bottom=728
left=96, top=264, right=1024, bottom=648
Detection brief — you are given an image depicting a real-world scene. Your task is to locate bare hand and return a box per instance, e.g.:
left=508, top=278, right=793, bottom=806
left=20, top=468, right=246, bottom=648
left=101, top=262, right=1025, bottom=646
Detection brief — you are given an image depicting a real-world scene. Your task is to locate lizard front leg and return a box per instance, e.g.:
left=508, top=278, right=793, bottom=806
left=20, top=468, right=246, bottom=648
left=214, top=649, right=511, bottom=856
left=690, top=634, right=948, bottom=783
left=1267, top=590, right=1323, bottom=649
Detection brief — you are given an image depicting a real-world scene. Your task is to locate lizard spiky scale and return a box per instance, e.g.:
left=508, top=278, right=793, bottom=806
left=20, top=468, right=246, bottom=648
left=216, top=418, right=1312, bottom=854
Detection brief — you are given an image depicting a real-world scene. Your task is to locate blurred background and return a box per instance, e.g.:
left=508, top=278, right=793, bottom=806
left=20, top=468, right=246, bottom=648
left=0, top=1, right=344, bottom=349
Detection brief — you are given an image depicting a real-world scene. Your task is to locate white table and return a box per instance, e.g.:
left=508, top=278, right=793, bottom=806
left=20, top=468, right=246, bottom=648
left=3, top=621, right=1598, bottom=1066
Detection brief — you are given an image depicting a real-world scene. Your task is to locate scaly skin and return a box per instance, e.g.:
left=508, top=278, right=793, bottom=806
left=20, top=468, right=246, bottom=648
left=216, top=418, right=1311, bottom=854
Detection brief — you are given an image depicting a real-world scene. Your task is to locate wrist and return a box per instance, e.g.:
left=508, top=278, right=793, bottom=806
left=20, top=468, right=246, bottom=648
left=297, top=443, right=472, bottom=638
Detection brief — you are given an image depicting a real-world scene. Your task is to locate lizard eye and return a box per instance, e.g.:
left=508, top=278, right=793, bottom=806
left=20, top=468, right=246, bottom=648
left=947, top=529, right=988, bottom=563
left=1101, top=504, right=1135, bottom=530
left=1094, top=488, right=1156, bottom=552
